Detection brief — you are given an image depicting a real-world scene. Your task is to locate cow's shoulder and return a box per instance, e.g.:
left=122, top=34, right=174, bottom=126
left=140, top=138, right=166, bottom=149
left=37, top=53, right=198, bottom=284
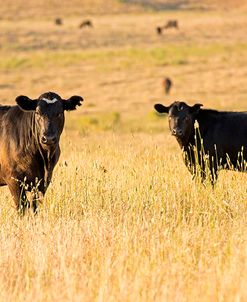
left=196, top=109, right=221, bottom=124
left=3, top=105, right=27, bottom=120
left=0, top=105, right=12, bottom=117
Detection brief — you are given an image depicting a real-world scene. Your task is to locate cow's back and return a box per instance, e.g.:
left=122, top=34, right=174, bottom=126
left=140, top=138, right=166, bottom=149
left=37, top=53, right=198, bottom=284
left=197, top=110, right=247, bottom=166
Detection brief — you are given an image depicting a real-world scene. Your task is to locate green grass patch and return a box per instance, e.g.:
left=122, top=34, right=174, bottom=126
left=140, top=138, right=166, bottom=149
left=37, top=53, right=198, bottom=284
left=65, top=111, right=167, bottom=134
left=1, top=43, right=247, bottom=71
left=66, top=112, right=122, bottom=133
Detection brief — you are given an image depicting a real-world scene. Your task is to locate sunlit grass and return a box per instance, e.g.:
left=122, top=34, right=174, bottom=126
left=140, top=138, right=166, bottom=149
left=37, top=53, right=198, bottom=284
left=1, top=43, right=247, bottom=72
left=0, top=133, right=246, bottom=301
left=65, top=111, right=167, bottom=133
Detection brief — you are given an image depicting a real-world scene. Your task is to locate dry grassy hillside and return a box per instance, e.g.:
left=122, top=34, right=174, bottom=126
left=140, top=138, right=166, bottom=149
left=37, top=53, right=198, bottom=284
left=0, top=1, right=247, bottom=301
left=0, top=0, right=138, bottom=19
left=1, top=0, right=247, bottom=19
left=124, top=0, right=247, bottom=10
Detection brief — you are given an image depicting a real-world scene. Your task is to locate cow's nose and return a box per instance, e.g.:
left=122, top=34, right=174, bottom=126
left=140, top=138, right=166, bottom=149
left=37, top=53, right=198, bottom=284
left=172, top=128, right=183, bottom=136
left=41, top=135, right=57, bottom=145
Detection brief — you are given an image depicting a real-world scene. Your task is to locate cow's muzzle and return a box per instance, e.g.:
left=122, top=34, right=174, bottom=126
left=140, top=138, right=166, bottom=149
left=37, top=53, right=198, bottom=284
left=172, top=128, right=183, bottom=137
left=41, top=135, right=57, bottom=145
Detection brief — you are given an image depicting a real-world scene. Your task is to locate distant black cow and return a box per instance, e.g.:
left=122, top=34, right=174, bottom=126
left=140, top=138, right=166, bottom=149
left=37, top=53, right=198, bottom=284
left=0, top=92, right=83, bottom=213
left=55, top=18, right=63, bottom=25
left=79, top=20, right=93, bottom=29
left=164, top=20, right=178, bottom=29
left=156, top=26, right=162, bottom=35
left=163, top=77, right=173, bottom=94
left=154, top=101, right=247, bottom=183
left=156, top=20, right=179, bottom=35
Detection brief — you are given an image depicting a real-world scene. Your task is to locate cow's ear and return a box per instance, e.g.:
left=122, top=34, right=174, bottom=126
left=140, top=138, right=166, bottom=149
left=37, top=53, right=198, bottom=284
left=63, top=96, right=83, bottom=111
left=154, top=104, right=169, bottom=114
left=190, top=103, right=203, bottom=114
left=16, top=95, right=38, bottom=111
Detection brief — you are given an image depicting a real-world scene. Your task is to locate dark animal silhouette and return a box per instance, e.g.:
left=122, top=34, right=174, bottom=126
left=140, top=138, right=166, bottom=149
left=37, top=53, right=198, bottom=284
left=154, top=101, right=247, bottom=184
left=0, top=92, right=83, bottom=213
left=164, top=20, right=178, bottom=29
left=79, top=20, right=93, bottom=28
left=156, top=26, right=162, bottom=35
left=156, top=20, right=179, bottom=35
left=55, top=18, right=63, bottom=25
left=163, top=77, right=173, bottom=94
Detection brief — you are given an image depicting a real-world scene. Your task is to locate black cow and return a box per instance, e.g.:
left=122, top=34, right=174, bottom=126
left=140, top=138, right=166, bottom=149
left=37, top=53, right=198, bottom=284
left=79, top=20, right=93, bottom=29
left=0, top=92, right=83, bottom=213
left=164, top=20, right=179, bottom=29
left=156, top=20, right=179, bottom=35
left=156, top=26, right=162, bottom=35
left=55, top=18, right=63, bottom=26
left=154, top=101, right=247, bottom=183
left=163, top=77, right=173, bottom=95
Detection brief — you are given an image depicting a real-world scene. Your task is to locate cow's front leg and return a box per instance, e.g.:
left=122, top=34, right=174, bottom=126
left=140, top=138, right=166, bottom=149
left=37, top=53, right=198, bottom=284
left=30, top=178, right=45, bottom=214
left=8, top=179, right=30, bottom=214
left=32, top=177, right=51, bottom=213
left=31, top=190, right=41, bottom=214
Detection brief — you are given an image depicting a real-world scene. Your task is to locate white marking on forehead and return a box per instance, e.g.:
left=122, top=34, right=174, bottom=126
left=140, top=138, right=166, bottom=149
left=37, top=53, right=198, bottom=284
left=42, top=98, right=59, bottom=104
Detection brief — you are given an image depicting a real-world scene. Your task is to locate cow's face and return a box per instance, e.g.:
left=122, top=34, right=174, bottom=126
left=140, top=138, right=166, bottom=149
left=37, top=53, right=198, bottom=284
left=16, top=92, right=83, bottom=149
left=154, top=101, right=202, bottom=143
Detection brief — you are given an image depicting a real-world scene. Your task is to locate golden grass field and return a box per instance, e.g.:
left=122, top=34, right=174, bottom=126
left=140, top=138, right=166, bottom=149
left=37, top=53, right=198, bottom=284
left=0, top=0, right=247, bottom=301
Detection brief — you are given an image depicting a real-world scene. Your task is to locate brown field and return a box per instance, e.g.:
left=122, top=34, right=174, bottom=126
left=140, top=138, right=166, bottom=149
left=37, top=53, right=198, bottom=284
left=0, top=0, right=247, bottom=301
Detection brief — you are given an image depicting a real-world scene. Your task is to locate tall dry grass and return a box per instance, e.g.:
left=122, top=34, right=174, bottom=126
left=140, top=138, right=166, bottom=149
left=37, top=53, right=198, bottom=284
left=0, top=133, right=246, bottom=301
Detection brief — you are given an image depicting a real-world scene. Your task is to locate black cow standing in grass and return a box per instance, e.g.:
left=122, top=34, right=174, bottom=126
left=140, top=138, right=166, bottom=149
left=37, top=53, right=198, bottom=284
left=79, top=20, right=93, bottom=28
left=164, top=20, right=179, bottom=29
left=0, top=92, right=83, bottom=213
left=156, top=20, right=179, bottom=35
left=55, top=18, right=63, bottom=25
left=156, top=26, right=162, bottom=35
left=154, top=101, right=247, bottom=183
left=163, top=77, right=173, bottom=95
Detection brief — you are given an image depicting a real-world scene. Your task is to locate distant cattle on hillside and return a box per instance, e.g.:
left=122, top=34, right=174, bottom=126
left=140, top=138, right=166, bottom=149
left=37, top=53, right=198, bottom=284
left=163, top=77, right=173, bottom=94
left=164, top=20, right=179, bottom=29
left=55, top=18, right=63, bottom=25
left=79, top=20, right=93, bottom=29
left=0, top=91, right=83, bottom=214
left=156, top=26, right=162, bottom=35
left=156, top=20, right=179, bottom=35
left=154, top=101, right=247, bottom=184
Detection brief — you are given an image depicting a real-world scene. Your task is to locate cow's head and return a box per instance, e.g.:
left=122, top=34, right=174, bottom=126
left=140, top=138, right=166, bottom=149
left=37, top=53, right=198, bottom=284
left=154, top=101, right=203, bottom=143
left=16, top=92, right=83, bottom=149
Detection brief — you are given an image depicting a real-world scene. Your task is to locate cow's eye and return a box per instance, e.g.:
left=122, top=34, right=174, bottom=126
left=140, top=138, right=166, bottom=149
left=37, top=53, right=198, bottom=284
left=56, top=112, right=63, bottom=118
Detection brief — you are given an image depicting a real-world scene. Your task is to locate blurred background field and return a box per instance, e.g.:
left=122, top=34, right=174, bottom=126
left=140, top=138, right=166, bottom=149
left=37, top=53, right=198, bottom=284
left=0, top=1, right=247, bottom=301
